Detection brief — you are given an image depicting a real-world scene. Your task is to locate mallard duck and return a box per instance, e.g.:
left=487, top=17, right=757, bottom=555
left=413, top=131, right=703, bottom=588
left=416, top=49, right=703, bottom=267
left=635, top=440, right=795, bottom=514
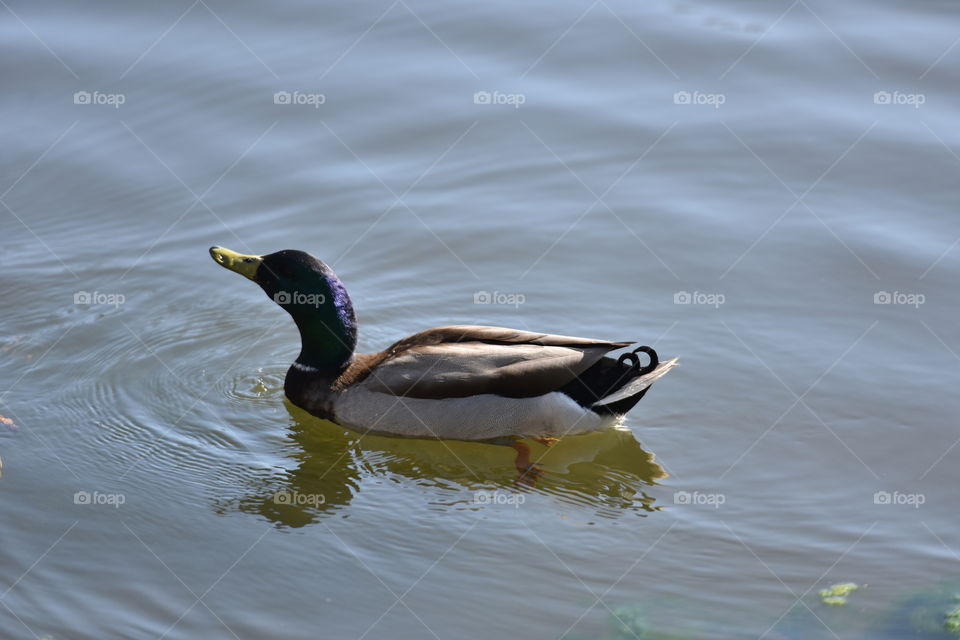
left=209, top=247, right=677, bottom=447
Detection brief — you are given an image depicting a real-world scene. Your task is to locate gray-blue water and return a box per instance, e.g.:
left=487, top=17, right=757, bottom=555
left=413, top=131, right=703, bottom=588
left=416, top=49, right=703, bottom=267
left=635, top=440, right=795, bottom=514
left=2, top=1, right=959, bottom=638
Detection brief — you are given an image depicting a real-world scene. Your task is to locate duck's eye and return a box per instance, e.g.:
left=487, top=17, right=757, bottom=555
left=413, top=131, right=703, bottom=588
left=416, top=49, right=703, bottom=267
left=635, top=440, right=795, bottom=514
left=243, top=257, right=254, bottom=263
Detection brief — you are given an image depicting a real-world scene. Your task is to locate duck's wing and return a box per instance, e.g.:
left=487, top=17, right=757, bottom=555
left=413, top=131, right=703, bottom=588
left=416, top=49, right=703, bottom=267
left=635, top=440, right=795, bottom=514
left=357, top=325, right=632, bottom=400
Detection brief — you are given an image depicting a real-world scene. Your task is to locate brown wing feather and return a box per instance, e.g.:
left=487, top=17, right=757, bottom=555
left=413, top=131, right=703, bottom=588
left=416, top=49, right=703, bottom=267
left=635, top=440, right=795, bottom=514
left=385, top=325, right=633, bottom=351
left=335, top=325, right=632, bottom=399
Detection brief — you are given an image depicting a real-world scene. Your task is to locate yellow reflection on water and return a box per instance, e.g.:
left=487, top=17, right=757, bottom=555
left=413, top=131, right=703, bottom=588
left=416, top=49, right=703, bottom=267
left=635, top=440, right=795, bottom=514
left=219, top=401, right=668, bottom=528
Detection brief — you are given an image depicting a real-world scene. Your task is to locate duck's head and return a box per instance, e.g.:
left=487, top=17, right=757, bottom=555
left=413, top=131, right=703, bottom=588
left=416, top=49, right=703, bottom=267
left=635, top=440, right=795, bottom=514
left=209, top=246, right=357, bottom=373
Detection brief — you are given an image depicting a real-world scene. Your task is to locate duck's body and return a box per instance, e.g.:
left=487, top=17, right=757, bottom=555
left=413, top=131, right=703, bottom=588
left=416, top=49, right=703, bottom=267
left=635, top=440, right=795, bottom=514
left=285, top=324, right=677, bottom=440
left=210, top=247, right=677, bottom=442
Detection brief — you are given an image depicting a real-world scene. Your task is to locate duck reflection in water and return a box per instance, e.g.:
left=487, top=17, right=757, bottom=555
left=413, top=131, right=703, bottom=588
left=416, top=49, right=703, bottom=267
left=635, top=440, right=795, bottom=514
left=218, top=402, right=668, bottom=528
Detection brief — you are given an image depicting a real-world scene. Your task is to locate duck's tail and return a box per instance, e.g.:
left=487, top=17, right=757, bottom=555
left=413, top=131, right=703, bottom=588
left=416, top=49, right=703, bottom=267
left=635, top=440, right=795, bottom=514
left=591, top=348, right=679, bottom=409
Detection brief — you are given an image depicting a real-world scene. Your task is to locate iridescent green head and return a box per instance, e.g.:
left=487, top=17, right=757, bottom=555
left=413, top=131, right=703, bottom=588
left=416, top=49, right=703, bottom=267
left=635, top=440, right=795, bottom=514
left=209, top=246, right=357, bottom=372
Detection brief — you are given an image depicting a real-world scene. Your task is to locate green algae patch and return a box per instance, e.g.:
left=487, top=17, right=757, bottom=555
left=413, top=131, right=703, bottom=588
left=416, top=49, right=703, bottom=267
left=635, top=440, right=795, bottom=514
left=819, top=583, right=859, bottom=605
left=945, top=603, right=960, bottom=633
left=609, top=605, right=648, bottom=639
left=885, top=584, right=960, bottom=637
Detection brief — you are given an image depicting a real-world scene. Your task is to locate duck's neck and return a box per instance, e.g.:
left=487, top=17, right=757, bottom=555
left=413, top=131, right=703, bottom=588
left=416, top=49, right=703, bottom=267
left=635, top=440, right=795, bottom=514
left=290, top=281, right=357, bottom=376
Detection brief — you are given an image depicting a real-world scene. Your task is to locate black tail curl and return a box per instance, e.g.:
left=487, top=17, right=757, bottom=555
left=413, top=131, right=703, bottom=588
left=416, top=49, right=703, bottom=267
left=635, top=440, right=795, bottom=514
left=617, top=345, right=659, bottom=376
left=557, top=344, right=662, bottom=413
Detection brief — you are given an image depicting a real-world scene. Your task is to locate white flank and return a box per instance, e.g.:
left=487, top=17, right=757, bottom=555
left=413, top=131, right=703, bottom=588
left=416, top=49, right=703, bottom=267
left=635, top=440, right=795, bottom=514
left=333, top=386, right=615, bottom=440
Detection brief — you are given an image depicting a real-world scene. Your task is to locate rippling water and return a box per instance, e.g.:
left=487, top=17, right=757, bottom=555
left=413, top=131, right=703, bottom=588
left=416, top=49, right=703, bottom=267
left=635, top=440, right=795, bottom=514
left=3, top=0, right=960, bottom=638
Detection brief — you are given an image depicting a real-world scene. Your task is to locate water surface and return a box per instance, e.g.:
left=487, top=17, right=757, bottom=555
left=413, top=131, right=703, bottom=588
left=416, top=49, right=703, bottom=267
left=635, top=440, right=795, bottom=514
left=3, top=0, right=960, bottom=638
